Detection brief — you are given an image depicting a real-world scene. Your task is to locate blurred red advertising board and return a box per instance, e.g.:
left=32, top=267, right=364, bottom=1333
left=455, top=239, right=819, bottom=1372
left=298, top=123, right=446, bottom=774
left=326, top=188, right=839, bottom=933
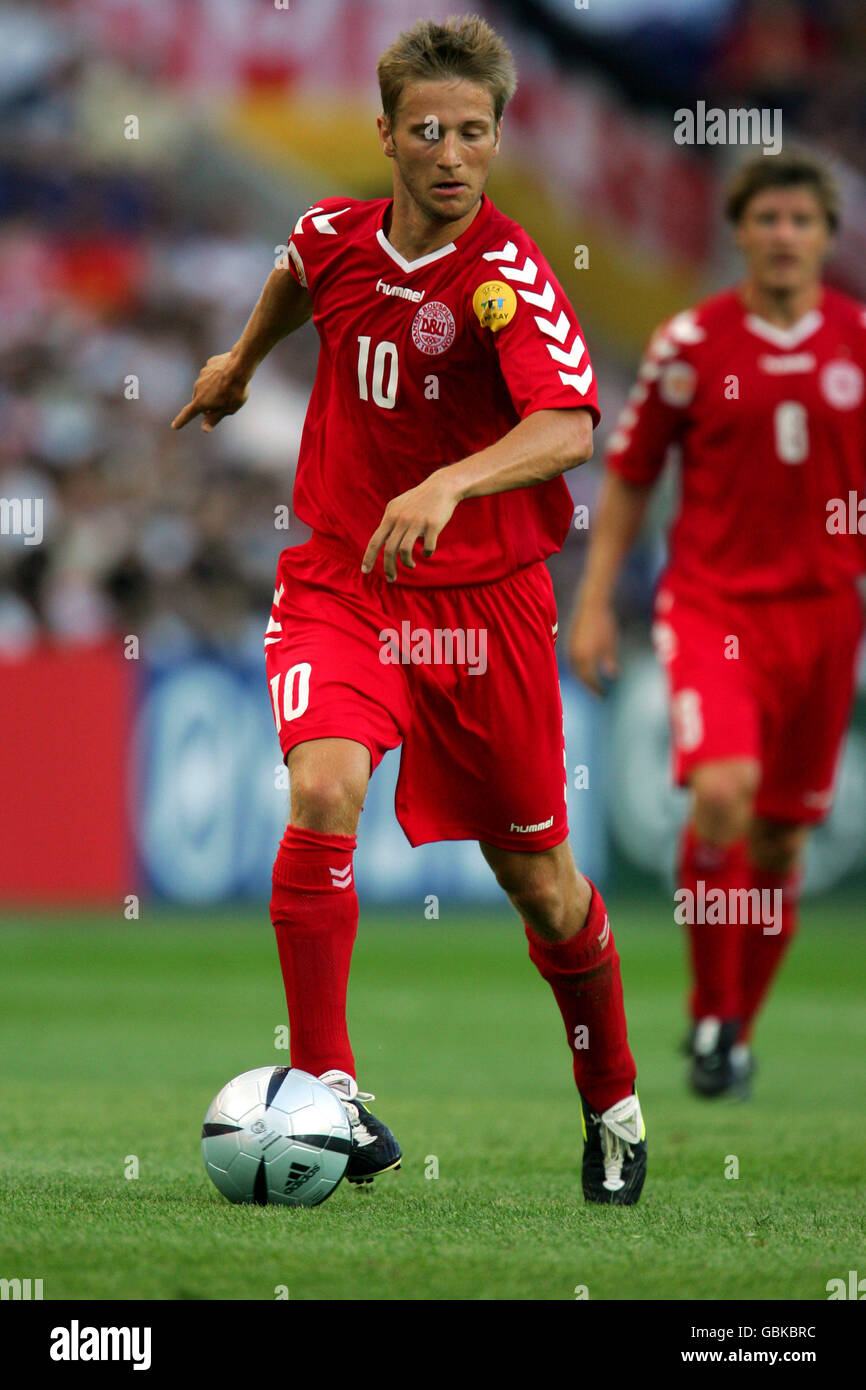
left=0, top=641, right=134, bottom=906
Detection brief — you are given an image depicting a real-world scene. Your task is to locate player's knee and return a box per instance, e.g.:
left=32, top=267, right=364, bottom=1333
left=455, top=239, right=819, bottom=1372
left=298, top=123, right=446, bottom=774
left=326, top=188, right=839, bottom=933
left=288, top=768, right=366, bottom=835
left=691, top=762, right=758, bottom=843
left=749, top=821, right=806, bottom=874
left=515, top=884, right=570, bottom=938
left=495, top=868, right=569, bottom=937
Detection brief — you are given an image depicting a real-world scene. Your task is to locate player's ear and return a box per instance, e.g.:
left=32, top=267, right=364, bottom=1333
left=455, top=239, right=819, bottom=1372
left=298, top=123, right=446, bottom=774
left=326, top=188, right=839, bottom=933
left=377, top=114, right=396, bottom=159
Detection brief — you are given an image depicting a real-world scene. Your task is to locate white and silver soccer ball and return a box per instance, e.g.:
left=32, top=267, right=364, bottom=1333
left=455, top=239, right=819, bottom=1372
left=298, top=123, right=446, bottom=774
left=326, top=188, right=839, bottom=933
left=201, top=1066, right=352, bottom=1207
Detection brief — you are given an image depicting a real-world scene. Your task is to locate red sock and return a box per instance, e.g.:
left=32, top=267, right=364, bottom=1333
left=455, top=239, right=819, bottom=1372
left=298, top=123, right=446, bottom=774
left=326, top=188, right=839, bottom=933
left=737, top=864, right=800, bottom=1043
left=678, top=824, right=747, bottom=1023
left=269, top=825, right=358, bottom=1079
left=525, top=882, right=636, bottom=1115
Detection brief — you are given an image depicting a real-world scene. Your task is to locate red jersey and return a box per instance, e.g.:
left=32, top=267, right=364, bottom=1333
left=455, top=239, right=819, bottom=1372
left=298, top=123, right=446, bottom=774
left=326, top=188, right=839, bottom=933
left=285, top=193, right=599, bottom=587
left=606, top=287, right=866, bottom=598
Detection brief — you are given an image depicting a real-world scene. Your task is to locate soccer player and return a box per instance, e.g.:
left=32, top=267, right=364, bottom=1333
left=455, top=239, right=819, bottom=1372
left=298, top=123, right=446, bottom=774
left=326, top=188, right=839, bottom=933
left=569, top=151, right=865, bottom=1098
left=172, top=16, right=646, bottom=1203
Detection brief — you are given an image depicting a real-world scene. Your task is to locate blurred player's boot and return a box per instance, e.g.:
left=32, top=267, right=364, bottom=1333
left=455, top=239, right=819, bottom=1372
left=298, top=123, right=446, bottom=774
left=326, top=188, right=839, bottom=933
left=580, top=1092, right=647, bottom=1205
left=728, top=1042, right=756, bottom=1099
left=688, top=1016, right=742, bottom=1097
left=681, top=1022, right=755, bottom=1098
left=319, top=1069, right=402, bottom=1185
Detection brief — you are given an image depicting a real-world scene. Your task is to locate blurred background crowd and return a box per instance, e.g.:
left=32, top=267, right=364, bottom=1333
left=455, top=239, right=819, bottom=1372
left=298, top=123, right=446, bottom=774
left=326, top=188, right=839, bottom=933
left=2, top=0, right=865, bottom=659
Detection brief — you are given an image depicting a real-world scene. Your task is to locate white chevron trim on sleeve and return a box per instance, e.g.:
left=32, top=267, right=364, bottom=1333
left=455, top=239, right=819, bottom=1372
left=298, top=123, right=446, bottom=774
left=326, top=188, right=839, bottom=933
left=534, top=309, right=570, bottom=343
left=516, top=279, right=555, bottom=312
left=313, top=208, right=350, bottom=234
left=558, top=366, right=593, bottom=394
left=546, top=334, right=586, bottom=369
left=495, top=253, right=555, bottom=310
left=638, top=358, right=662, bottom=383
left=292, top=206, right=351, bottom=236
left=482, top=240, right=518, bottom=262
left=483, top=240, right=593, bottom=396
left=499, top=254, right=538, bottom=285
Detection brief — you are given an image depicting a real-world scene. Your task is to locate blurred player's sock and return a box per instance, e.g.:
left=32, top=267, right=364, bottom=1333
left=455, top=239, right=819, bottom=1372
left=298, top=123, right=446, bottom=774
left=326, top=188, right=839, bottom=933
left=524, top=880, right=636, bottom=1115
left=678, top=824, right=746, bottom=1024
left=269, top=824, right=358, bottom=1079
left=736, top=863, right=800, bottom=1043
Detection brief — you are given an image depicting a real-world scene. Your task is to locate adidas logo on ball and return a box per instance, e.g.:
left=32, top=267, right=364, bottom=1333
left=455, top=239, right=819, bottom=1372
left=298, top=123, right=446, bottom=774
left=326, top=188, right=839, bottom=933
left=283, top=1160, right=320, bottom=1194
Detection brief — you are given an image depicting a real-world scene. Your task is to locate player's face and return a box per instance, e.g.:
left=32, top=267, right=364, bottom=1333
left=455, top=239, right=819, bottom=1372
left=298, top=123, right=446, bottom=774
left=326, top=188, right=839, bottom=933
left=735, top=186, right=832, bottom=296
left=378, top=79, right=501, bottom=224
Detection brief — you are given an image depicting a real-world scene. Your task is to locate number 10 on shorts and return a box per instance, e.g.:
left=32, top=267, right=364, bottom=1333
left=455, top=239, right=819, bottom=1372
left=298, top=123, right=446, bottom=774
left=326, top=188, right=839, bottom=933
left=270, top=662, right=311, bottom=732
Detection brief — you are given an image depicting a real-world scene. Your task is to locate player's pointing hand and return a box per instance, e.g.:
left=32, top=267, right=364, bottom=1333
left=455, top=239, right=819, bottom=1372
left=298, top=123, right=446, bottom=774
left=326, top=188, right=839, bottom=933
left=362, top=473, right=460, bottom=582
left=171, top=352, right=250, bottom=432
left=568, top=601, right=620, bottom=696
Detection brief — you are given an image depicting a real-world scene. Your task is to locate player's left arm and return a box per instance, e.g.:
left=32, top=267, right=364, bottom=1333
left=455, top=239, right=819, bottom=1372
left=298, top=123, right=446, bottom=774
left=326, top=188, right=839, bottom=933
left=361, top=407, right=592, bottom=580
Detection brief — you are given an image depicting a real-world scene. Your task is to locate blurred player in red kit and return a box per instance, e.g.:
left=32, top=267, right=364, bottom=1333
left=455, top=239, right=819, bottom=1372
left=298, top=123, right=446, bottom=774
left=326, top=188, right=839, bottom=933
left=173, top=17, right=646, bottom=1203
left=570, top=152, right=865, bottom=1098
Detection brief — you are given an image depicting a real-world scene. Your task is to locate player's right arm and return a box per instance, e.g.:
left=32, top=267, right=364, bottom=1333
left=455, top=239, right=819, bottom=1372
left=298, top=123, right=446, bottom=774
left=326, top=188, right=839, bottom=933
left=171, top=267, right=312, bottom=432
left=568, top=317, right=695, bottom=694
left=569, top=472, right=654, bottom=694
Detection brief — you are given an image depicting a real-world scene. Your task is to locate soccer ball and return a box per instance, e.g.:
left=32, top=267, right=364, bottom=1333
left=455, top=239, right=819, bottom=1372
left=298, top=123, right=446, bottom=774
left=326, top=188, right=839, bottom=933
left=201, top=1066, right=352, bottom=1207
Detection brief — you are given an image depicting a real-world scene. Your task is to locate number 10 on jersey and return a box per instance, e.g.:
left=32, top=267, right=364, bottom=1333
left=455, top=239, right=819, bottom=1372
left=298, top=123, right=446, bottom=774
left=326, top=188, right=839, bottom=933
left=357, top=336, right=398, bottom=410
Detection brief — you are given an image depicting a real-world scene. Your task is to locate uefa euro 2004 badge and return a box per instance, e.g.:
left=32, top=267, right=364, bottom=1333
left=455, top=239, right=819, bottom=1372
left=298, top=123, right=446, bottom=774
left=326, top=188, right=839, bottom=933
left=472, top=279, right=517, bottom=332
left=819, top=359, right=864, bottom=410
left=411, top=300, right=456, bottom=355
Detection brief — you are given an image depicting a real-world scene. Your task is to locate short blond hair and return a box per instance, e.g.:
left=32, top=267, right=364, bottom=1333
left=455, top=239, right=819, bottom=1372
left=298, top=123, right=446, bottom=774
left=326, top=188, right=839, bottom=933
left=377, top=14, right=517, bottom=128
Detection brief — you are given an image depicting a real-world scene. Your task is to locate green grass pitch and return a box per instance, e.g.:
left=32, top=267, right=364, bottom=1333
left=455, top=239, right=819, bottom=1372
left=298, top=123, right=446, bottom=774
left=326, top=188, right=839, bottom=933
left=0, top=895, right=863, bottom=1301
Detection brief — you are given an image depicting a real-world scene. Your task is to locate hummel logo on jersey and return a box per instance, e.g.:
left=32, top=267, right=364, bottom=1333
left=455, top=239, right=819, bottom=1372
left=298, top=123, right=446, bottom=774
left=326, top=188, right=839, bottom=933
left=758, top=353, right=816, bottom=374
left=510, top=816, right=555, bottom=833
left=483, top=240, right=592, bottom=394
left=376, top=278, right=425, bottom=303
left=598, top=914, right=611, bottom=951
left=329, top=864, right=353, bottom=889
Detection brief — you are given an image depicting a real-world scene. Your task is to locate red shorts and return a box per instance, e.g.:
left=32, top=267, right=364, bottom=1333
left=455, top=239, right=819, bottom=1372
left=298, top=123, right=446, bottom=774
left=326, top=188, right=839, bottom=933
left=264, top=534, right=568, bottom=851
left=651, top=577, right=863, bottom=824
